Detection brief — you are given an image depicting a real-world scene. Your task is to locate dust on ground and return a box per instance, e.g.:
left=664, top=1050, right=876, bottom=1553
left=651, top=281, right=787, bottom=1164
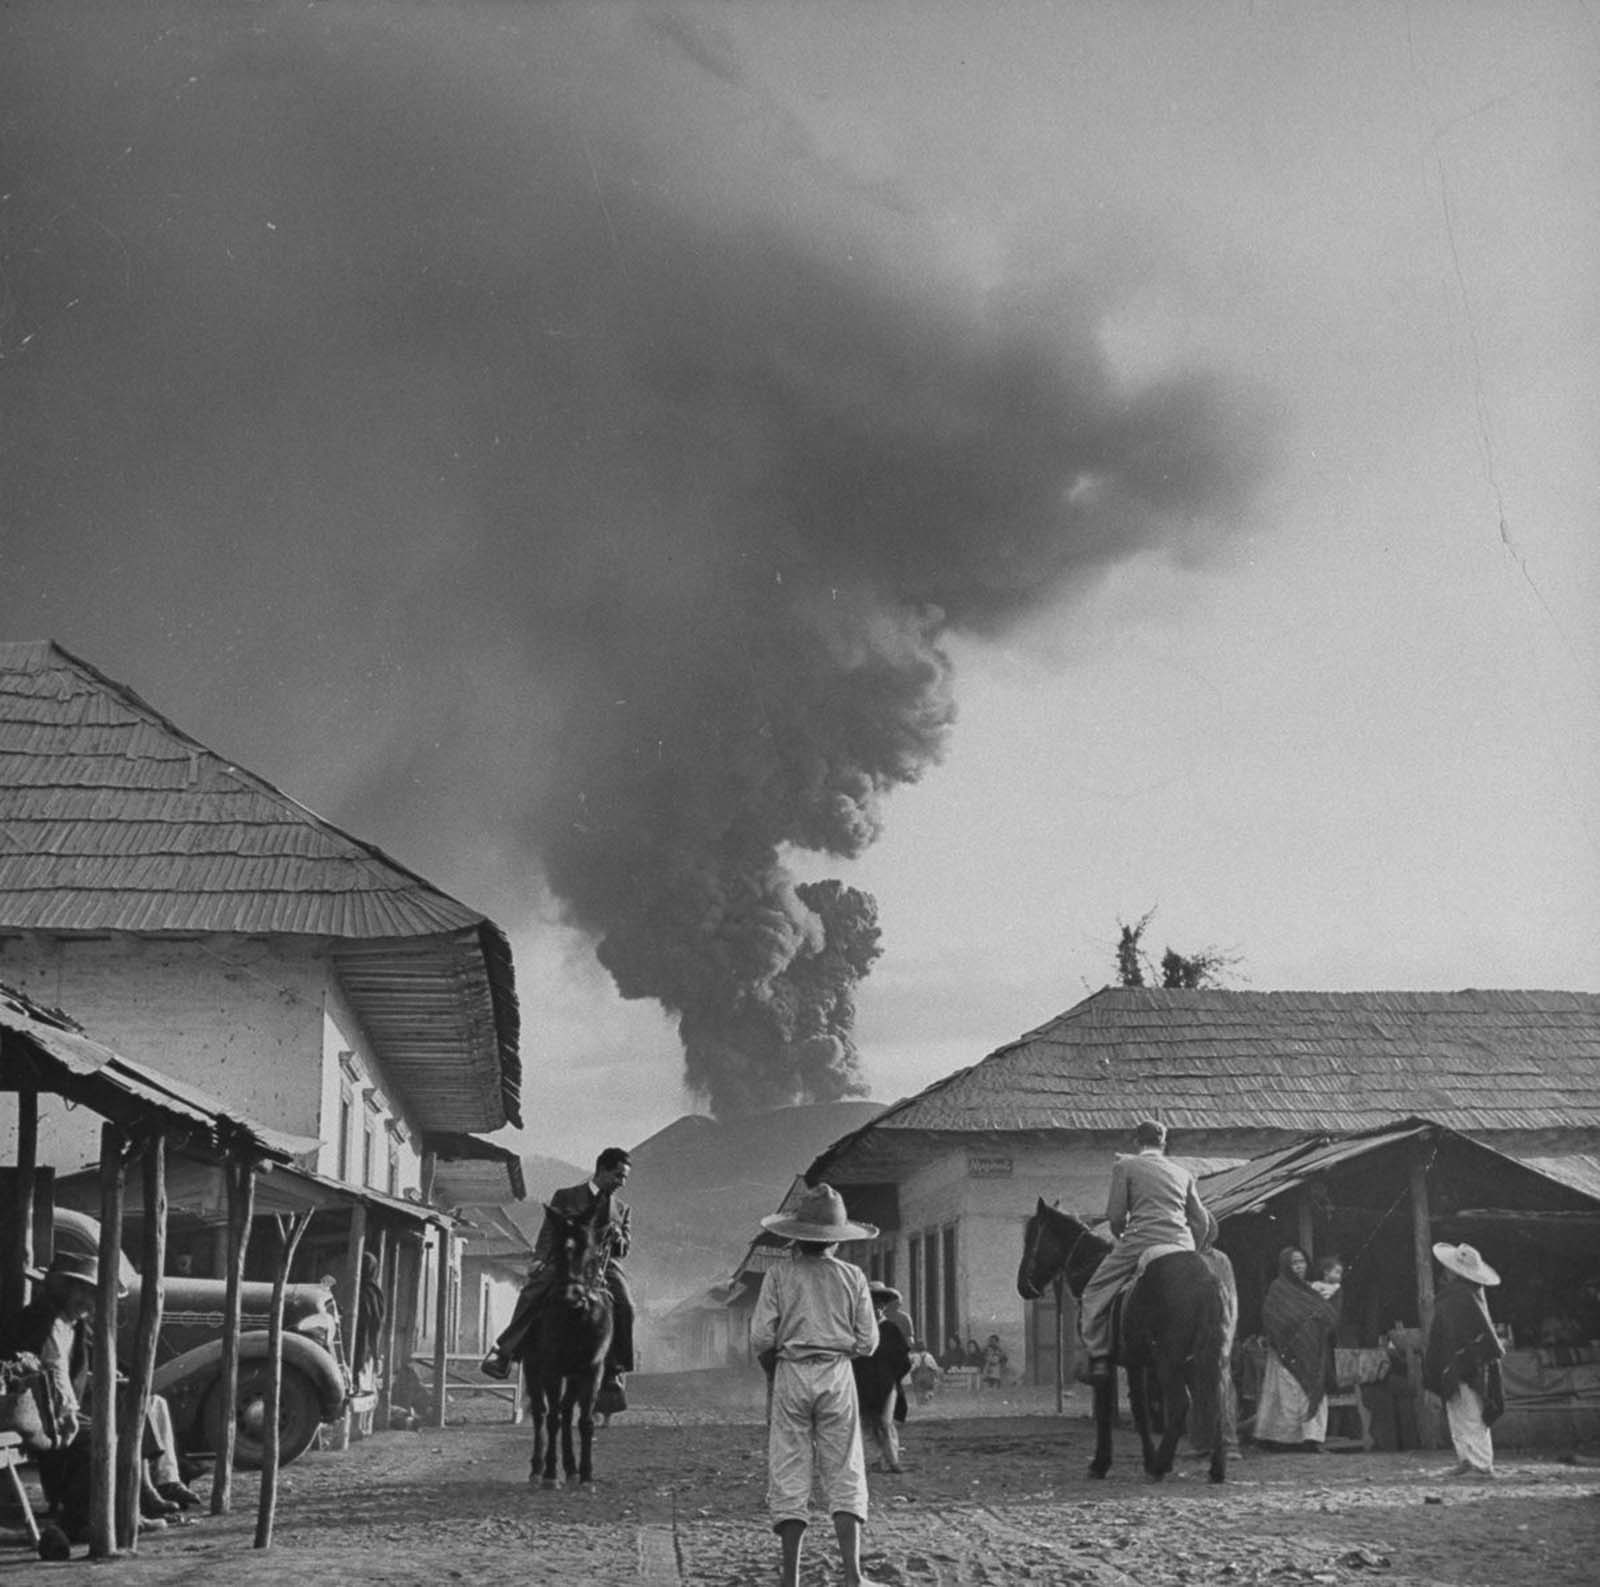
left=4, top=1371, right=1597, bottom=1584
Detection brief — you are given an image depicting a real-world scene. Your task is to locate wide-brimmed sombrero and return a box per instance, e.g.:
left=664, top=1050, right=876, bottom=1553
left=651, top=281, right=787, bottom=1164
left=868, top=1282, right=902, bottom=1304
left=1432, top=1242, right=1500, bottom=1287
left=760, top=1183, right=878, bottom=1243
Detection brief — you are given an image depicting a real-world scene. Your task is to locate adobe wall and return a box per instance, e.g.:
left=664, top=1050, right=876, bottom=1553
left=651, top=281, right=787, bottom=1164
left=0, top=933, right=326, bottom=1170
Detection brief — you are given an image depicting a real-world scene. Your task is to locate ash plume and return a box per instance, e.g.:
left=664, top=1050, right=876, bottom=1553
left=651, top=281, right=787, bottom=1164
left=0, top=6, right=1272, bottom=1116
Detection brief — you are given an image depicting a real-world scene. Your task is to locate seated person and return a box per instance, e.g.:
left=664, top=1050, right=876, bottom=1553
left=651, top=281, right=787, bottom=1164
left=0, top=1250, right=199, bottom=1543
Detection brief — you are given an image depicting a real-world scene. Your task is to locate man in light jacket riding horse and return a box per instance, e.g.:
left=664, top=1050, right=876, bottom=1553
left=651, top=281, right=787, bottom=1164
left=1076, top=1119, right=1213, bottom=1384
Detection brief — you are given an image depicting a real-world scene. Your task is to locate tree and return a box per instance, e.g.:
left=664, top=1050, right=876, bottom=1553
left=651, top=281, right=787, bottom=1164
left=1114, top=908, right=1240, bottom=989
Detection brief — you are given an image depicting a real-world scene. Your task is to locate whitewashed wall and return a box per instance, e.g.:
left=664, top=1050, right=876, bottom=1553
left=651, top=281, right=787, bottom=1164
left=0, top=935, right=422, bottom=1196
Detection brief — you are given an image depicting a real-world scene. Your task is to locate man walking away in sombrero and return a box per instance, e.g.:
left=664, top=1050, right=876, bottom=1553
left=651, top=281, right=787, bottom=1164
left=750, top=1183, right=884, bottom=1587
left=1424, top=1242, right=1506, bottom=1480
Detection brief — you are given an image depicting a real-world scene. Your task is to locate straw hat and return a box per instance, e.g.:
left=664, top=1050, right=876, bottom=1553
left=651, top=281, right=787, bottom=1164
left=868, top=1282, right=903, bottom=1305
left=1432, top=1242, right=1500, bottom=1287
left=760, top=1183, right=878, bottom=1243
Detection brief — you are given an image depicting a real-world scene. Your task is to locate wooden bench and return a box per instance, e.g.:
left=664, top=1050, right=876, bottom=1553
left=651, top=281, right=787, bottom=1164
left=0, top=1430, right=40, bottom=1547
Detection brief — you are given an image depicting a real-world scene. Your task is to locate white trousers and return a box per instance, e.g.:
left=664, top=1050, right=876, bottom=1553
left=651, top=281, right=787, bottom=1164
left=1445, top=1382, right=1494, bottom=1473
left=767, top=1355, right=868, bottom=1528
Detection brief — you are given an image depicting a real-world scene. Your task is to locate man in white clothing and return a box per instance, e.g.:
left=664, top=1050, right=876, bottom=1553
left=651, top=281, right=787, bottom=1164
left=750, top=1183, right=883, bottom=1587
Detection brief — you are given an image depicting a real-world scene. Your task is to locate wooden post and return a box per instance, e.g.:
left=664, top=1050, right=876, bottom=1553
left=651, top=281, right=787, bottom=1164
left=431, top=1225, right=451, bottom=1428
left=3, top=1085, right=39, bottom=1318
left=255, top=1210, right=314, bottom=1549
left=1408, top=1145, right=1442, bottom=1449
left=1297, top=1194, right=1316, bottom=1264
left=1052, top=1276, right=1065, bottom=1415
left=376, top=1235, right=403, bottom=1432
left=1408, top=1153, right=1436, bottom=1332
left=211, top=1156, right=256, bottom=1515
left=90, top=1122, right=126, bottom=1560
left=119, top=1135, right=167, bottom=1553
left=343, top=1200, right=368, bottom=1381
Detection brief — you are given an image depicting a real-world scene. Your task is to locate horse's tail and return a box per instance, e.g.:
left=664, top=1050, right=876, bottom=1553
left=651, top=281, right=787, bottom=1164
left=1187, top=1250, right=1237, bottom=1457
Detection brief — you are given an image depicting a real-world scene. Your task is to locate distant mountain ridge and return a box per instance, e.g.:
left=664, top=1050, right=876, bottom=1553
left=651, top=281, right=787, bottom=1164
left=516, top=1101, right=885, bottom=1311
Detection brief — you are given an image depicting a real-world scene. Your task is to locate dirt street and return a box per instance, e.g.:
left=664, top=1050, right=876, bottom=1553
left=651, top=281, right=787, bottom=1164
left=4, top=1375, right=1597, bottom=1585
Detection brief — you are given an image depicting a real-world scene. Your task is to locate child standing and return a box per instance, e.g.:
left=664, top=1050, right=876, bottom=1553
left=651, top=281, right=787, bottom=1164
left=751, top=1184, right=883, bottom=1587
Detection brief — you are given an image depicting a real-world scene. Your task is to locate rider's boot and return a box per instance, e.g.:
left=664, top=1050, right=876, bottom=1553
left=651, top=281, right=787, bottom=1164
left=479, top=1348, right=512, bottom=1381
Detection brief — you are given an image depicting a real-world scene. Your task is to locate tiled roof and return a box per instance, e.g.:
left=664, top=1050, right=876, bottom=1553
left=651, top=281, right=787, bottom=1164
left=0, top=640, right=521, bottom=1130
left=809, top=987, right=1600, bottom=1181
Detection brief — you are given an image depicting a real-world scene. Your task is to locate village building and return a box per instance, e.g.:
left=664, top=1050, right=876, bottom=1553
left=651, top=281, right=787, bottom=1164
left=0, top=639, right=524, bottom=1385
left=797, top=987, right=1600, bottom=1398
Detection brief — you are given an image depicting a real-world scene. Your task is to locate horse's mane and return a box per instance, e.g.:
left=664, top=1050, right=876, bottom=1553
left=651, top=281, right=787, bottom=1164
left=1037, top=1201, right=1111, bottom=1252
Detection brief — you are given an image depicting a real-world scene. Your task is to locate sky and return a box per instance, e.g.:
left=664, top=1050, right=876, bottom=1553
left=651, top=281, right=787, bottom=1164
left=2, top=2, right=1595, bottom=1168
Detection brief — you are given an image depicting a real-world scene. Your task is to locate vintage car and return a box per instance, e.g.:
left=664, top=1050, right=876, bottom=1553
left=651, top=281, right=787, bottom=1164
left=51, top=1207, right=350, bottom=1468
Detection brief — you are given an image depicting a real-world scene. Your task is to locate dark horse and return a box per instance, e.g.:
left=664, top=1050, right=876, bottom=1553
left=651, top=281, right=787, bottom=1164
left=517, top=1203, right=614, bottom=1489
left=1017, top=1199, right=1235, bottom=1484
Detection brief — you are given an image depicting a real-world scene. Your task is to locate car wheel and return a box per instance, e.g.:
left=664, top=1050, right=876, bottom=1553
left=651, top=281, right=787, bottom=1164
left=203, top=1362, right=324, bottom=1469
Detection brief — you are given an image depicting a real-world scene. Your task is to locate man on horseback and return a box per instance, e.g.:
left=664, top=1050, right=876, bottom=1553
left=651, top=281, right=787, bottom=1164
left=1076, top=1119, right=1212, bottom=1385
left=480, top=1146, right=636, bottom=1404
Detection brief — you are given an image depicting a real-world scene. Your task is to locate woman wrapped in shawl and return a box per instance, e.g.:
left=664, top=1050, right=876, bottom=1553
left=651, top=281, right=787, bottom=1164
left=1251, top=1247, right=1339, bottom=1450
left=1424, top=1242, right=1505, bottom=1479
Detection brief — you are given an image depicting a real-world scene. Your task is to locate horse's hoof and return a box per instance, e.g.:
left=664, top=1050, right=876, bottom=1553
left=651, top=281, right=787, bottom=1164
left=1087, top=1464, right=1108, bottom=1480
left=541, top=1478, right=560, bottom=1491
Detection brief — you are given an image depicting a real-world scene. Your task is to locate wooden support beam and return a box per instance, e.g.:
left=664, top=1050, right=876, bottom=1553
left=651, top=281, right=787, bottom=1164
left=90, top=1123, right=126, bottom=1560
left=211, top=1156, right=256, bottom=1516
left=1408, top=1145, right=1443, bottom=1451
left=376, top=1235, right=403, bottom=1433
left=255, top=1209, right=314, bottom=1550
left=1408, top=1153, right=1436, bottom=1332
left=1297, top=1195, right=1316, bottom=1264
left=432, top=1226, right=451, bottom=1428
left=120, top=1135, right=167, bottom=1554
left=2, top=1086, right=38, bottom=1318
left=1052, top=1276, right=1065, bottom=1416
left=344, top=1201, right=368, bottom=1381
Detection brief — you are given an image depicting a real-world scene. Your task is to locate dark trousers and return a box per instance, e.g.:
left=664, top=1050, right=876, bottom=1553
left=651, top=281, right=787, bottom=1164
left=495, top=1263, right=634, bottom=1374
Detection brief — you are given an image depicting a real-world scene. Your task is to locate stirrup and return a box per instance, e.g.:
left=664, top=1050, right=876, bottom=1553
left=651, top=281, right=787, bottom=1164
left=479, top=1351, right=512, bottom=1381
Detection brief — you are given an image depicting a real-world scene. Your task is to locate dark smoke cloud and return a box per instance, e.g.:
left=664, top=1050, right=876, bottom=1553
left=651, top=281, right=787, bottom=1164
left=0, top=5, right=1271, bottom=1115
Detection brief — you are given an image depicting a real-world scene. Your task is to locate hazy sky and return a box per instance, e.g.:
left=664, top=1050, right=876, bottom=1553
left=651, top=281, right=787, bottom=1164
left=2, top=3, right=1595, bottom=1166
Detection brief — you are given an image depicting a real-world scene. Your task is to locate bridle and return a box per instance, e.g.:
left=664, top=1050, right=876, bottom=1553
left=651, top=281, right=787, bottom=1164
left=1021, top=1207, right=1097, bottom=1300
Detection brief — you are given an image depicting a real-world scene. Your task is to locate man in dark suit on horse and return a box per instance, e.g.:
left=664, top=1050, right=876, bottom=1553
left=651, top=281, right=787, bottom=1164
left=1076, top=1119, right=1212, bottom=1385
left=480, top=1146, right=636, bottom=1405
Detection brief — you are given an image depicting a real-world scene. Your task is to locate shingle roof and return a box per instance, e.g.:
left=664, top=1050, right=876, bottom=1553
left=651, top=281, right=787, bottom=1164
left=809, top=987, right=1600, bottom=1181
left=0, top=640, right=521, bottom=1130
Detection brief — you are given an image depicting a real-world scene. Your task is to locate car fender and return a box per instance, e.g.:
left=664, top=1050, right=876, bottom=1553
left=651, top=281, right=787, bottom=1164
left=155, top=1331, right=349, bottom=1437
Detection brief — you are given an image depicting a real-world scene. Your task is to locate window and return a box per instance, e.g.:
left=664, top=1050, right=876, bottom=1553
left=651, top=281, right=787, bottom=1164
left=387, top=1144, right=400, bottom=1198
left=362, top=1123, right=376, bottom=1188
left=337, top=1089, right=353, bottom=1181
